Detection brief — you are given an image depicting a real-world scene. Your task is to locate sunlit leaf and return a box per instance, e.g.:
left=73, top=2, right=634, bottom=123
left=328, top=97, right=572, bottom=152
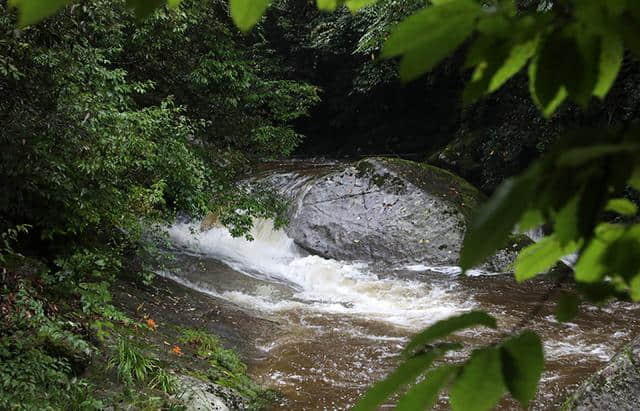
left=403, top=311, right=496, bottom=357
left=345, top=0, right=377, bottom=12
left=488, top=37, right=538, bottom=93
left=500, top=331, right=543, bottom=408
left=450, top=348, right=506, bottom=411
left=352, top=351, right=442, bottom=411
left=395, top=365, right=458, bottom=411
left=575, top=224, right=625, bottom=283
left=603, top=226, right=640, bottom=282
left=594, top=32, right=624, bottom=98
left=382, top=0, right=481, bottom=57
left=555, top=292, right=579, bottom=322
left=230, top=0, right=270, bottom=31
left=514, top=235, right=577, bottom=282
left=317, top=0, right=338, bottom=11
left=605, top=198, right=638, bottom=216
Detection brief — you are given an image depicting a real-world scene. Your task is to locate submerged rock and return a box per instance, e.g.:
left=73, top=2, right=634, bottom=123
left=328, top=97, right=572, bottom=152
left=565, top=335, right=640, bottom=411
left=259, top=157, right=523, bottom=268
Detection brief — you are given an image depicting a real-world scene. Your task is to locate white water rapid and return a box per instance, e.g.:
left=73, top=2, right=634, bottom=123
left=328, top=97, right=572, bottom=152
left=166, top=219, right=473, bottom=329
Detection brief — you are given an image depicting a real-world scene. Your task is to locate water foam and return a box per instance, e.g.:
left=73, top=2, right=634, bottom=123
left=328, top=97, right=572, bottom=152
left=166, top=219, right=473, bottom=329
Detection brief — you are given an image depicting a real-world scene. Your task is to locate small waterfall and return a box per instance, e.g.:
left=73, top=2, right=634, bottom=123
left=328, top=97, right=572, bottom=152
left=166, top=218, right=473, bottom=329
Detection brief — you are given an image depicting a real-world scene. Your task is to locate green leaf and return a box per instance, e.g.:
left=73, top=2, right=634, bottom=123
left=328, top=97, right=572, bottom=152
left=352, top=351, right=441, bottom=411
left=528, top=54, right=567, bottom=117
left=554, top=195, right=581, bottom=245
left=488, top=37, right=538, bottom=93
left=500, top=331, right=544, bottom=408
left=603, top=226, right=640, bottom=282
left=382, top=0, right=481, bottom=57
left=230, top=0, right=270, bottom=31
left=518, top=209, right=544, bottom=233
left=605, top=198, right=638, bottom=216
left=345, top=0, right=377, bottom=11
left=574, top=224, right=625, bottom=283
left=167, top=0, right=181, bottom=8
left=555, top=292, right=579, bottom=322
left=8, top=0, right=71, bottom=26
left=384, top=1, right=480, bottom=82
left=461, top=171, right=535, bottom=270
left=515, top=235, right=577, bottom=282
left=531, top=32, right=578, bottom=116
left=450, top=348, right=506, bottom=411
left=556, top=144, right=640, bottom=167
left=403, top=311, right=496, bottom=357
left=317, top=0, right=338, bottom=11
left=594, top=32, right=624, bottom=99
left=395, top=365, right=458, bottom=411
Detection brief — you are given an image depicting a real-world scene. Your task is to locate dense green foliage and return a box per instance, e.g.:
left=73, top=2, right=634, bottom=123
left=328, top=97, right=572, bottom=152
left=1, top=0, right=317, bottom=408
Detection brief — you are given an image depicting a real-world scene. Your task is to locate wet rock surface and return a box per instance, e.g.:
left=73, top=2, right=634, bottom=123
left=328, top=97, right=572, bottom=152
left=259, top=157, right=523, bottom=268
left=565, top=335, right=640, bottom=411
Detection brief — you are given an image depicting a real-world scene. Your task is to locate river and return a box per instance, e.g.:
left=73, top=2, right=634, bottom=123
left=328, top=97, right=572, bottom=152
left=160, top=217, right=640, bottom=410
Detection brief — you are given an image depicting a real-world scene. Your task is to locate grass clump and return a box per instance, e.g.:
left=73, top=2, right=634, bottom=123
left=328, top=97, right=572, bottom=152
left=107, top=337, right=178, bottom=394
left=178, top=328, right=280, bottom=409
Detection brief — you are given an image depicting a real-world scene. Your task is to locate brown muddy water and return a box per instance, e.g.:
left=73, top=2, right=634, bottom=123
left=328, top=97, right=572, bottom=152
left=161, top=219, right=640, bottom=410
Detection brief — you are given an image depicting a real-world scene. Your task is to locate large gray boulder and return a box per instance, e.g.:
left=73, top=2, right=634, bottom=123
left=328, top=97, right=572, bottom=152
left=564, top=336, right=640, bottom=410
left=260, top=157, right=523, bottom=268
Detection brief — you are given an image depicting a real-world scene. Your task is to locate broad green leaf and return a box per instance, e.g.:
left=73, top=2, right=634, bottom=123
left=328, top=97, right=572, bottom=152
left=352, top=351, right=441, bottom=411
left=382, top=0, right=481, bottom=58
left=488, top=37, right=538, bottom=93
left=575, top=224, right=625, bottom=283
left=567, top=31, right=599, bottom=106
left=555, top=292, right=579, bottom=322
left=461, top=171, right=535, bottom=270
left=403, top=311, right=496, bottom=357
left=317, top=0, right=338, bottom=11
left=345, top=0, right=377, bottom=11
left=450, top=348, right=506, bottom=411
left=398, top=19, right=476, bottom=81
left=531, top=32, right=577, bottom=116
left=603, top=226, right=640, bottom=282
left=515, top=235, right=577, bottom=282
left=395, top=365, right=458, bottom=411
left=8, top=0, right=70, bottom=26
left=167, top=0, right=181, bottom=7
left=605, top=198, right=638, bottom=216
left=500, top=331, right=544, bottom=408
left=594, top=32, right=624, bottom=98
left=528, top=52, right=567, bottom=117
left=554, top=194, right=580, bottom=245
left=230, top=0, right=270, bottom=31
left=556, top=144, right=640, bottom=167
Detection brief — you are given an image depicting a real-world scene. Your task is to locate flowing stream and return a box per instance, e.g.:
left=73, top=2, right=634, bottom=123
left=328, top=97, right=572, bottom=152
left=159, top=167, right=640, bottom=410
